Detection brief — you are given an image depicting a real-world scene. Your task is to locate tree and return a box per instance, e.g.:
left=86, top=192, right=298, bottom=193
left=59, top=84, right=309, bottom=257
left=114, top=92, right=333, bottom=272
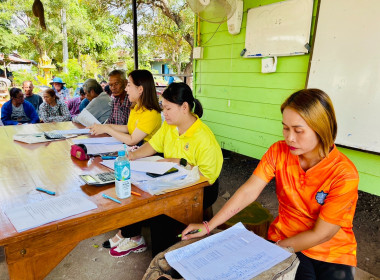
left=140, top=0, right=194, bottom=77
left=0, top=0, right=120, bottom=63
left=106, top=0, right=194, bottom=80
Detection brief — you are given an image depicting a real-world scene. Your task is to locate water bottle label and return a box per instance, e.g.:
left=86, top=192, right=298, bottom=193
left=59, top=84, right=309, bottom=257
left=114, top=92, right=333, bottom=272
left=121, top=166, right=130, bottom=180
left=115, top=180, right=131, bottom=199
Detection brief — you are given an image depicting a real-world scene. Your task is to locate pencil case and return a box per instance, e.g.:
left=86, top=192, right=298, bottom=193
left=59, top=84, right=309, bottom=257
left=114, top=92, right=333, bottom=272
left=70, top=144, right=89, bottom=160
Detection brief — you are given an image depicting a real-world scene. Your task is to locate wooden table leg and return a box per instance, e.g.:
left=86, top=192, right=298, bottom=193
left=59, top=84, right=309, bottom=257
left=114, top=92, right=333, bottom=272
left=5, top=241, right=78, bottom=280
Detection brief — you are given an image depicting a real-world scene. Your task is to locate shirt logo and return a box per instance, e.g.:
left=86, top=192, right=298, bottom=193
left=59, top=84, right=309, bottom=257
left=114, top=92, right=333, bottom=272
left=315, top=191, right=328, bottom=205
left=184, top=143, right=189, bottom=151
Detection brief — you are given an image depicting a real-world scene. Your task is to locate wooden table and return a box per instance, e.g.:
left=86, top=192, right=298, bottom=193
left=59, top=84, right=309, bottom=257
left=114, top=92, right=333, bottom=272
left=0, top=122, right=208, bottom=280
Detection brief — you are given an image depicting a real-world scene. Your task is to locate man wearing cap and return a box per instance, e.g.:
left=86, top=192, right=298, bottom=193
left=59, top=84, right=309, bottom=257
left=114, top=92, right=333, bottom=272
left=50, top=77, right=70, bottom=104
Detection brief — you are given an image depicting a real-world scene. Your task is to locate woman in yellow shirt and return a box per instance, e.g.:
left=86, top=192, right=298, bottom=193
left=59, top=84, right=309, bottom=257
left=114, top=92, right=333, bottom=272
left=89, top=69, right=161, bottom=145
left=105, top=82, right=223, bottom=258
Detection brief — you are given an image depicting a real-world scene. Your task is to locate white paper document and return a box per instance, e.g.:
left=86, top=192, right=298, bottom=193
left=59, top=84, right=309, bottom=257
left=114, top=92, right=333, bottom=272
left=54, top=129, right=90, bottom=135
left=75, top=109, right=101, bottom=127
left=5, top=193, right=98, bottom=232
left=13, top=133, right=76, bottom=144
left=130, top=161, right=177, bottom=174
left=100, top=158, right=176, bottom=174
left=165, top=222, right=292, bottom=280
left=100, top=159, right=194, bottom=195
left=72, top=137, right=123, bottom=145
left=134, top=156, right=163, bottom=162
left=13, top=133, right=52, bottom=144
left=100, top=159, right=115, bottom=170
left=85, top=144, right=125, bottom=155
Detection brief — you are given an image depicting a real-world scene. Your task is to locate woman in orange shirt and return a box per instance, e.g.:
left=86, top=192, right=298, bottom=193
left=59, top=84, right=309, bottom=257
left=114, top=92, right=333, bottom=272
left=182, top=89, right=359, bottom=280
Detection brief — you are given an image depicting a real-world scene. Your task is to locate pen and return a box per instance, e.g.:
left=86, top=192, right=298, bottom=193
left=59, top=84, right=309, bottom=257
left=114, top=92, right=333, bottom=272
left=177, top=229, right=202, bottom=237
left=36, top=187, right=56, bottom=195
left=131, top=191, right=141, bottom=196
left=101, top=156, right=117, bottom=160
left=102, top=193, right=121, bottom=204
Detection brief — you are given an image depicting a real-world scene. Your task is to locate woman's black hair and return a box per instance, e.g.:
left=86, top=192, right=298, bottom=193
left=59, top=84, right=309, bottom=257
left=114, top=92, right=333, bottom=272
left=162, top=82, right=203, bottom=118
left=9, top=87, right=22, bottom=99
left=45, top=88, right=59, bottom=100
left=128, top=69, right=161, bottom=112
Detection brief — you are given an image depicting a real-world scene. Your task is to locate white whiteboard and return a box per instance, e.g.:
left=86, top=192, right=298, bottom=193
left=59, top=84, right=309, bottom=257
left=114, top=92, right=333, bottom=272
left=308, top=0, right=380, bottom=153
left=244, top=0, right=313, bottom=57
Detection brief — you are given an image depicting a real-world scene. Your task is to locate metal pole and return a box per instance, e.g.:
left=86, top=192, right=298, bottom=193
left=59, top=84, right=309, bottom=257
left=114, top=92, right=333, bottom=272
left=132, top=0, right=138, bottom=70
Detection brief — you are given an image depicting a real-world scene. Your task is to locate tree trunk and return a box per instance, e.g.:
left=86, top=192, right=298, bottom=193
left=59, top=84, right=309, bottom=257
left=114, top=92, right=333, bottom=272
left=61, top=8, right=68, bottom=73
left=183, top=60, right=193, bottom=86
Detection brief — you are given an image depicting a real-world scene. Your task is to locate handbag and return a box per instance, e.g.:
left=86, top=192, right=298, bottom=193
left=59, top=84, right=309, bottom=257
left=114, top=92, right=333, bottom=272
left=70, top=144, right=89, bottom=160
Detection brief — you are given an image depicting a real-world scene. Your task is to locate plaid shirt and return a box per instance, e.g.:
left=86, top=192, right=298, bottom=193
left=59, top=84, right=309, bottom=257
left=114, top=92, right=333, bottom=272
left=106, top=95, right=131, bottom=125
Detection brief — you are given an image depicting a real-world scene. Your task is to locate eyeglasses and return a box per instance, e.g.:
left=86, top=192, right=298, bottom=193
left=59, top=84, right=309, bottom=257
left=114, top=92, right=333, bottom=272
left=15, top=95, right=25, bottom=100
left=109, top=82, right=122, bottom=88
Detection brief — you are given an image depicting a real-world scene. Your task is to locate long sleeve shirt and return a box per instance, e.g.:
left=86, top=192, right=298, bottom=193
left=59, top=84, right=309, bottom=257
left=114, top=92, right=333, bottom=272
left=1, top=100, right=39, bottom=125
left=39, top=100, right=72, bottom=123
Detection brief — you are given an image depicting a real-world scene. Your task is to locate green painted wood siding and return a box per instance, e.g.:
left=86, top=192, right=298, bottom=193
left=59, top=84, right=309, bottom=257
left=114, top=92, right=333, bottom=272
left=193, top=0, right=380, bottom=195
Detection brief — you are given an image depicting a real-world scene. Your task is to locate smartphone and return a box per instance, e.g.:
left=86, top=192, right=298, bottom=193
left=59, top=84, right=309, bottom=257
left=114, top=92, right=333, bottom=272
left=146, top=167, right=179, bottom=178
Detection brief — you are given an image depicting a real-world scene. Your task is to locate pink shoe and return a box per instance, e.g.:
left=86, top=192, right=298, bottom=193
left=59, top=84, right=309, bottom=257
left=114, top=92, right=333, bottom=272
left=110, top=236, right=147, bottom=258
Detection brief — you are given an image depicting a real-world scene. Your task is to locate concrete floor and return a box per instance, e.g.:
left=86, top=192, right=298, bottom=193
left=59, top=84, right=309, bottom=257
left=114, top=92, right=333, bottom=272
left=0, top=228, right=152, bottom=280
left=0, top=197, right=379, bottom=280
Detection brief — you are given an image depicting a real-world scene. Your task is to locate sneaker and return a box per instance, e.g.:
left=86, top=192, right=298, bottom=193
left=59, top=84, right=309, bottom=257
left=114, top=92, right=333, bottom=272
left=102, top=233, right=124, bottom=249
left=109, top=236, right=147, bottom=258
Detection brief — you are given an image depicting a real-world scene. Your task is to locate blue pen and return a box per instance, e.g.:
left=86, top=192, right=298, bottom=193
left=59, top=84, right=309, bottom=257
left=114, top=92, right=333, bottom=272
left=102, top=193, right=121, bottom=204
left=101, top=156, right=117, bottom=160
left=36, top=187, right=56, bottom=195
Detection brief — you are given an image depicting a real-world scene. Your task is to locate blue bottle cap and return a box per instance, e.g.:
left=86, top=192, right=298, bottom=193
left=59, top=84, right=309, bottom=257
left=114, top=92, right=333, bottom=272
left=118, top=150, right=125, bottom=157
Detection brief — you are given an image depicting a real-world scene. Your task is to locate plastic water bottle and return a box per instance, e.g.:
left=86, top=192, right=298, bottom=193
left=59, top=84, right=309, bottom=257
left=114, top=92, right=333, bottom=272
left=114, top=150, right=131, bottom=199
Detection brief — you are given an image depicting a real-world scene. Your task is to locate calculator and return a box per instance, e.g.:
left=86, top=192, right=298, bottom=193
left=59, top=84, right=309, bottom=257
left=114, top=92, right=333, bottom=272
left=80, top=171, right=115, bottom=186
left=44, top=132, right=65, bottom=139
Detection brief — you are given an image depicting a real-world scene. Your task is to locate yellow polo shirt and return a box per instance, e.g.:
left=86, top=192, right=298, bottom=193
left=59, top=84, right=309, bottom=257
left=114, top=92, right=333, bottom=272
left=127, top=106, right=161, bottom=143
left=149, top=117, right=223, bottom=184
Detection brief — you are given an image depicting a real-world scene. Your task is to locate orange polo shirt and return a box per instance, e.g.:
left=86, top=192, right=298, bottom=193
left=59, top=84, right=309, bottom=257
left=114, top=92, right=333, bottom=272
left=253, top=141, right=359, bottom=266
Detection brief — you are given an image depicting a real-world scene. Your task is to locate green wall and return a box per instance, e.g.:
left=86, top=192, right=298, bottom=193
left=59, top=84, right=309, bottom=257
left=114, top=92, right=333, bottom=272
left=193, top=0, right=380, bottom=195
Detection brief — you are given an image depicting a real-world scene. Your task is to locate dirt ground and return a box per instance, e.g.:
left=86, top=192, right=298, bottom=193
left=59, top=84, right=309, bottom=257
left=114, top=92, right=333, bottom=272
left=218, top=150, right=380, bottom=277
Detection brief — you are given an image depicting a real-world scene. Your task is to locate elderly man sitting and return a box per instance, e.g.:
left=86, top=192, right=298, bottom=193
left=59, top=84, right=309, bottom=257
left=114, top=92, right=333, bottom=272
left=73, top=79, right=111, bottom=124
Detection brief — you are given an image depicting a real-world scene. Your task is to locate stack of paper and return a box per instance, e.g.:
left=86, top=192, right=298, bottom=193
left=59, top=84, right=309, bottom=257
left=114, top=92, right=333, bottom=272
left=13, top=133, right=77, bottom=144
left=5, top=193, right=98, bottom=232
left=72, top=137, right=122, bottom=145
left=13, top=133, right=52, bottom=144
left=100, top=158, right=196, bottom=195
left=54, top=129, right=90, bottom=135
left=85, top=144, right=125, bottom=155
left=165, top=222, right=292, bottom=280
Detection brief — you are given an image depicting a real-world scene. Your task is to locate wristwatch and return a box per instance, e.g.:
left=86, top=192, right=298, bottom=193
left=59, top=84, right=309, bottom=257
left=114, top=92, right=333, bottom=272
left=180, top=158, right=187, bottom=167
